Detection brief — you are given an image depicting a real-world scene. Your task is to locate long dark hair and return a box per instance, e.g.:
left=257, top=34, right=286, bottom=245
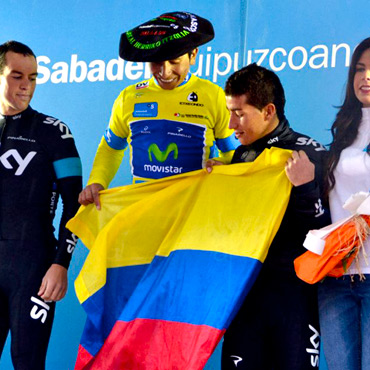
left=325, top=37, right=370, bottom=195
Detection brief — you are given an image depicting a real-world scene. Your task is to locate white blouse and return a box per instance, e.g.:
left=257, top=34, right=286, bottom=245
left=329, top=108, right=370, bottom=275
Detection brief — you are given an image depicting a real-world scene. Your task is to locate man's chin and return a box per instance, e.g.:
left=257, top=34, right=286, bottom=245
left=154, top=76, right=180, bottom=90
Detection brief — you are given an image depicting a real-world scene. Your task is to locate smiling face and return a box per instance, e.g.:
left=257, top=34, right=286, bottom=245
left=149, top=49, right=198, bottom=90
left=0, top=51, right=37, bottom=115
left=226, top=94, right=279, bottom=146
left=353, top=48, right=370, bottom=107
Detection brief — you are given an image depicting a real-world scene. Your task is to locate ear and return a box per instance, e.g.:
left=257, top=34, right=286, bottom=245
left=189, top=48, right=199, bottom=65
left=263, top=103, right=276, bottom=120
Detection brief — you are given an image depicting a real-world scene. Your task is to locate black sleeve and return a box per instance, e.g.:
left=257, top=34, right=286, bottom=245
left=53, top=176, right=82, bottom=268
left=289, top=149, right=330, bottom=230
left=41, top=115, right=83, bottom=268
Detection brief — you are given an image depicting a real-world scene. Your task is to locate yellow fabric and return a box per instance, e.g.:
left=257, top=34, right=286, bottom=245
left=68, top=147, right=293, bottom=304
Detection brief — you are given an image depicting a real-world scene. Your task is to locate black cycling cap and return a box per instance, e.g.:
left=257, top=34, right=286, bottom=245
left=119, top=11, right=214, bottom=62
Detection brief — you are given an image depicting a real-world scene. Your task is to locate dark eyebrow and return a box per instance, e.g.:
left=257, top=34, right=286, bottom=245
left=10, top=70, right=38, bottom=77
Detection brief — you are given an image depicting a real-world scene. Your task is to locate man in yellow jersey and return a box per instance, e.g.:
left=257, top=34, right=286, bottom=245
left=79, top=11, right=238, bottom=209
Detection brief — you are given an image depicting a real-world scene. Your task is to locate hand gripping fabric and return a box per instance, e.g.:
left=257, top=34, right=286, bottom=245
left=67, top=147, right=293, bottom=370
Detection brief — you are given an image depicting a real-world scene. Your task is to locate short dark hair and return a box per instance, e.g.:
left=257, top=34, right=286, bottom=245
left=225, top=63, right=286, bottom=121
left=0, top=40, right=36, bottom=74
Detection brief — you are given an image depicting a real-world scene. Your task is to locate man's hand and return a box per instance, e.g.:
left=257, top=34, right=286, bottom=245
left=78, top=183, right=104, bottom=210
left=38, top=264, right=68, bottom=302
left=285, top=150, right=315, bottom=186
left=205, top=159, right=224, bottom=173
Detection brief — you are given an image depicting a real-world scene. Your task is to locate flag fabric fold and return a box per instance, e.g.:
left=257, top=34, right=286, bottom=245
left=295, top=192, right=370, bottom=284
left=67, top=147, right=293, bottom=370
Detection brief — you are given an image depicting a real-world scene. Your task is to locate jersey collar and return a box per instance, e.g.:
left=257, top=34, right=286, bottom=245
left=0, top=106, right=32, bottom=121
left=153, top=72, right=192, bottom=88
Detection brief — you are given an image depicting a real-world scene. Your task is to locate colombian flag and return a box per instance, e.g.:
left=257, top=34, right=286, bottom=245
left=67, top=147, right=293, bottom=370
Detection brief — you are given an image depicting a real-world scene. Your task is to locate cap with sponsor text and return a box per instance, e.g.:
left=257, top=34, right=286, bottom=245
left=119, top=11, right=214, bottom=62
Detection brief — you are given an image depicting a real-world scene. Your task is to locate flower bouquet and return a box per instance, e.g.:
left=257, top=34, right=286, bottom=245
left=294, top=192, right=370, bottom=284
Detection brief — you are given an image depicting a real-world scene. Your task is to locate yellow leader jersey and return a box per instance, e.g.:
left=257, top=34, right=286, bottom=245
left=88, top=73, right=238, bottom=185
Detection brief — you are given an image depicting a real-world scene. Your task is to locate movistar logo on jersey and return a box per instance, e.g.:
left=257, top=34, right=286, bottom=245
left=130, top=119, right=205, bottom=179
left=145, top=143, right=182, bottom=175
left=148, top=143, right=178, bottom=162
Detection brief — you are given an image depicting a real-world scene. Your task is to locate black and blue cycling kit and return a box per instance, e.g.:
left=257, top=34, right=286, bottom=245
left=222, top=120, right=330, bottom=370
left=0, top=106, right=82, bottom=370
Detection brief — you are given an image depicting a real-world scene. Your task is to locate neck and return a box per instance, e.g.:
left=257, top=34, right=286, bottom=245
left=268, top=115, right=280, bottom=134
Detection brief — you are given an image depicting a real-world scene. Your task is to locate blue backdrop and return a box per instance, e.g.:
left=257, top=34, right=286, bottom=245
left=1, top=1, right=369, bottom=368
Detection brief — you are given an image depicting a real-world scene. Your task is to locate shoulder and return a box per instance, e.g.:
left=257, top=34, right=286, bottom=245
left=286, top=129, right=327, bottom=168
left=231, top=145, right=254, bottom=163
left=132, top=78, right=152, bottom=91
left=191, top=75, right=222, bottom=91
left=33, top=109, right=75, bottom=141
left=291, top=130, right=326, bottom=153
left=124, top=78, right=153, bottom=93
left=188, top=76, right=225, bottom=108
left=280, top=124, right=326, bottom=153
left=114, top=78, right=153, bottom=104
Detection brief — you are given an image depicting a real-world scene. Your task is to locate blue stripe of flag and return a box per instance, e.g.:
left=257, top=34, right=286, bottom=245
left=81, top=248, right=262, bottom=358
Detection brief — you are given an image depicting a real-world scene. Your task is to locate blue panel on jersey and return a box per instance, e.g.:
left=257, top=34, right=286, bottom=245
left=104, top=128, right=128, bottom=150
left=209, top=142, right=218, bottom=158
left=216, top=134, right=239, bottom=152
left=129, top=119, right=206, bottom=180
left=53, top=157, right=82, bottom=179
left=133, top=102, right=158, bottom=118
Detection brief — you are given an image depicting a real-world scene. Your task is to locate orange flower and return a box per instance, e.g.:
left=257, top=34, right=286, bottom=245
left=294, top=215, right=370, bottom=284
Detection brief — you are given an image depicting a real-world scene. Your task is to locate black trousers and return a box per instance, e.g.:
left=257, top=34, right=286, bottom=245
left=222, top=271, right=320, bottom=370
left=0, top=241, right=55, bottom=370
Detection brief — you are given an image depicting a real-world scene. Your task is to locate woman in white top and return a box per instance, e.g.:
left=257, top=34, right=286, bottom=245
left=319, top=37, right=370, bottom=370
